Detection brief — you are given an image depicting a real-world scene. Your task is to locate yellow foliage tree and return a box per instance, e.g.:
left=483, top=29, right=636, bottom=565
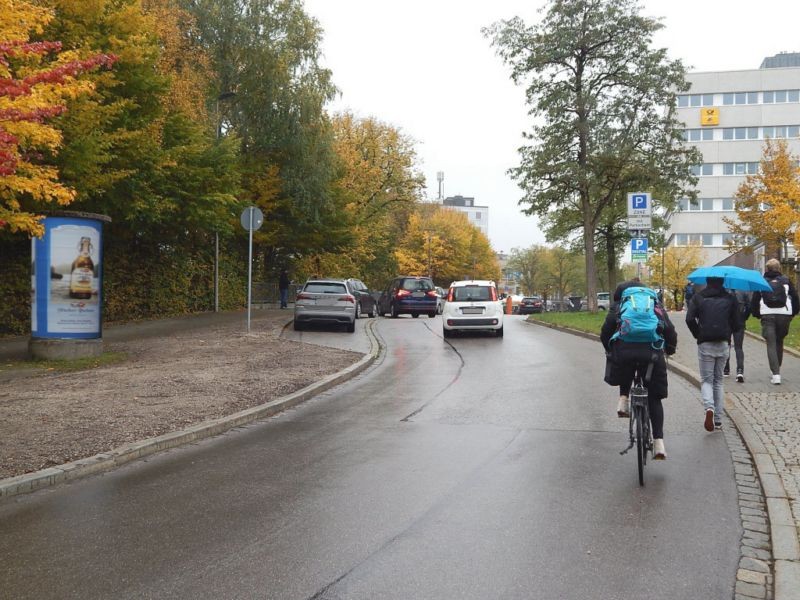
left=396, top=207, right=500, bottom=285
left=0, top=0, right=115, bottom=235
left=725, top=138, right=800, bottom=258
left=646, top=243, right=705, bottom=309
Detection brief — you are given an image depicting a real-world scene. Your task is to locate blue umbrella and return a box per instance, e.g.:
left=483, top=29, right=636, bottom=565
left=687, top=265, right=771, bottom=292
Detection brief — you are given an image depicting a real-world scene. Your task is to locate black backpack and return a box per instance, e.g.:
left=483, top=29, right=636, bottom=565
left=762, top=276, right=788, bottom=309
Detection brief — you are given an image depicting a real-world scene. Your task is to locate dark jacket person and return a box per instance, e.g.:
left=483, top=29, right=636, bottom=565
left=686, top=277, right=741, bottom=431
left=750, top=258, right=800, bottom=384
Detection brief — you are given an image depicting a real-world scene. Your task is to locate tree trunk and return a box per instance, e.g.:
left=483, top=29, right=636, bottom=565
left=583, top=209, right=597, bottom=311
left=606, top=233, right=617, bottom=292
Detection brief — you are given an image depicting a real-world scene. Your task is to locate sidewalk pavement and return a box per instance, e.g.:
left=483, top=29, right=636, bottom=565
left=669, top=312, right=800, bottom=599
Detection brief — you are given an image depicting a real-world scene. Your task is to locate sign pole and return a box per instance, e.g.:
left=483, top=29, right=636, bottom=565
left=247, top=208, right=253, bottom=333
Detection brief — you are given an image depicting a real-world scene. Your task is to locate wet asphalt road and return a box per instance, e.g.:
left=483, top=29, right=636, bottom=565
left=0, top=315, right=740, bottom=599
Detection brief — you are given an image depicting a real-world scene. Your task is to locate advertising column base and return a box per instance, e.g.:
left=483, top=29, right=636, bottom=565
left=29, top=338, right=103, bottom=361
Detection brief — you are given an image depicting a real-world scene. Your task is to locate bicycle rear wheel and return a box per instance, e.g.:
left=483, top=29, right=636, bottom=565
left=635, top=406, right=645, bottom=486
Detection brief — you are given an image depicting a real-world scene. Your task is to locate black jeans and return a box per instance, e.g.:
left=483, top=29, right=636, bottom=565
left=725, top=328, right=745, bottom=374
left=761, top=314, right=793, bottom=374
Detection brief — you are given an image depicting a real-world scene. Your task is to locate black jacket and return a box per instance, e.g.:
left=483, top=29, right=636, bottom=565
left=279, top=271, right=290, bottom=290
left=600, top=298, right=677, bottom=355
left=686, top=285, right=741, bottom=343
left=750, top=270, right=800, bottom=318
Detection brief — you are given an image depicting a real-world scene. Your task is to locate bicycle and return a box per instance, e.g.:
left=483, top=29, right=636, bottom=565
left=620, top=360, right=655, bottom=486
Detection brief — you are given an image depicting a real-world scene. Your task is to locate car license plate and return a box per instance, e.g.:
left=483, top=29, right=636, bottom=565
left=412, top=291, right=425, bottom=298
left=462, top=307, right=483, bottom=314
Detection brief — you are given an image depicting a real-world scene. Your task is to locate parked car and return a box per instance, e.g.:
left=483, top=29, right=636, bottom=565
left=597, top=292, right=610, bottom=311
left=518, top=296, right=544, bottom=314
left=294, top=279, right=356, bottom=332
left=345, top=278, right=378, bottom=319
left=442, top=280, right=504, bottom=337
left=378, top=276, right=438, bottom=318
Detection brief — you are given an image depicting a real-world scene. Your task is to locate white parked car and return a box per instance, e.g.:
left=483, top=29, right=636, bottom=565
left=294, top=279, right=356, bottom=333
left=442, top=280, right=504, bottom=338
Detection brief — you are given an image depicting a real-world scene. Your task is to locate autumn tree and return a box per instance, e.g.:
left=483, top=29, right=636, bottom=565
left=646, top=243, right=704, bottom=309
left=395, top=207, right=499, bottom=286
left=543, top=246, right=585, bottom=308
left=0, top=0, right=115, bottom=235
left=725, top=138, right=800, bottom=260
left=294, top=112, right=425, bottom=287
left=484, top=0, right=698, bottom=310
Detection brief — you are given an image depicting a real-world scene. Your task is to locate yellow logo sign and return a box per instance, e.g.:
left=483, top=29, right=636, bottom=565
left=701, top=108, right=719, bottom=126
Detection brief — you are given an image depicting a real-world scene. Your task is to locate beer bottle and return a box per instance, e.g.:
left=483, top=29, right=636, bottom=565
left=69, top=237, right=94, bottom=299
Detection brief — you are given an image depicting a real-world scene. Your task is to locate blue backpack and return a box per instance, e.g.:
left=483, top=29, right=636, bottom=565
left=611, top=286, right=664, bottom=347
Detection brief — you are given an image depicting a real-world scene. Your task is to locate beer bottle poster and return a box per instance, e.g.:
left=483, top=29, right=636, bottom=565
left=32, top=216, right=104, bottom=338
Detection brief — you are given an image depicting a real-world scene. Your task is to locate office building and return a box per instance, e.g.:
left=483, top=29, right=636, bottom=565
left=667, top=53, right=800, bottom=269
left=442, top=195, right=489, bottom=237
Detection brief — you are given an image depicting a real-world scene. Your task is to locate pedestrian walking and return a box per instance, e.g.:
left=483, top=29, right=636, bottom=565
left=750, top=258, right=800, bottom=384
left=724, top=289, right=751, bottom=382
left=279, top=269, right=290, bottom=309
left=683, top=281, right=695, bottom=310
left=686, top=277, right=741, bottom=432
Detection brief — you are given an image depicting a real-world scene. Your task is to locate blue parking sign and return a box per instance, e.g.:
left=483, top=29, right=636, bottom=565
left=631, top=238, right=648, bottom=253
left=631, top=194, right=648, bottom=210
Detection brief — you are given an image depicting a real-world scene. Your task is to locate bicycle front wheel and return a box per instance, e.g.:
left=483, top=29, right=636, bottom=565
left=635, top=406, right=645, bottom=486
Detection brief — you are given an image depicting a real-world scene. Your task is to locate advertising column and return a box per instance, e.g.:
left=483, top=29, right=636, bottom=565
left=30, top=212, right=111, bottom=359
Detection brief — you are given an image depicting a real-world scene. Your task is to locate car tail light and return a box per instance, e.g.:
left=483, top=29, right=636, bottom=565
left=426, top=290, right=438, bottom=298
left=447, top=288, right=454, bottom=301
left=395, top=289, right=411, bottom=298
left=341, top=295, right=355, bottom=303
left=296, top=293, right=312, bottom=300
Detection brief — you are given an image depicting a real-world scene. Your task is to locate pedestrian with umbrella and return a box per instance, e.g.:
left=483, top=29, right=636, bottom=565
left=685, top=265, right=770, bottom=431
left=750, top=258, right=800, bottom=385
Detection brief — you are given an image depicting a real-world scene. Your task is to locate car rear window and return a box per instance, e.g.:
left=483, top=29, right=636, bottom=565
left=401, top=278, right=434, bottom=291
left=304, top=282, right=347, bottom=294
left=452, top=286, right=494, bottom=302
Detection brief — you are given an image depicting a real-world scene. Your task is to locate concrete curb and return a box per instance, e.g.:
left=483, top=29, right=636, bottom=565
left=0, top=319, right=382, bottom=500
left=744, top=328, right=800, bottom=359
left=526, top=318, right=800, bottom=600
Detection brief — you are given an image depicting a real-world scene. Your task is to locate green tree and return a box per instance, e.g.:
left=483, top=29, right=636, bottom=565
left=484, top=0, right=699, bottom=310
left=543, top=246, right=585, bottom=307
left=507, top=245, right=548, bottom=295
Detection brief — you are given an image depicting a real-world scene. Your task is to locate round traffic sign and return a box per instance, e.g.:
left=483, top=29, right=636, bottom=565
left=240, top=206, right=264, bottom=231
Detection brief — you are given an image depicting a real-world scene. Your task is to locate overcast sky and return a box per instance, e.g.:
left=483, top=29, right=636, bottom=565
left=303, top=0, right=800, bottom=254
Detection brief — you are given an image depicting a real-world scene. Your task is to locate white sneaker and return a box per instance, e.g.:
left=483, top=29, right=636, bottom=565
left=617, top=396, right=630, bottom=418
left=654, top=439, right=666, bottom=460
left=771, top=374, right=781, bottom=385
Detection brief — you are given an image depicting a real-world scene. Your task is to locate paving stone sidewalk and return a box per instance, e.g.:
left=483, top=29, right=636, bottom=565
left=668, top=313, right=800, bottom=599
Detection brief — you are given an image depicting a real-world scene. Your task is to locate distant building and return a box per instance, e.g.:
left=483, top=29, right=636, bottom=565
left=442, top=195, right=489, bottom=237
left=667, top=53, right=800, bottom=269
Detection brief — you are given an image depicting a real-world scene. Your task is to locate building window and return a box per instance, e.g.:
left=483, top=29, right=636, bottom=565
left=678, top=95, right=689, bottom=108
left=789, top=126, right=800, bottom=138
left=748, top=92, right=759, bottom=103
left=676, top=234, right=688, bottom=246
left=723, top=128, right=734, bottom=140
left=764, top=126, right=774, bottom=138
left=735, top=127, right=746, bottom=140
left=677, top=198, right=688, bottom=211
left=723, top=163, right=734, bottom=175
left=703, top=128, right=713, bottom=141
left=790, top=90, right=800, bottom=102
left=702, top=198, right=714, bottom=210
left=475, top=212, right=481, bottom=220
left=690, top=94, right=702, bottom=107
left=764, top=91, right=774, bottom=103
left=702, top=164, right=713, bottom=176
left=735, top=92, right=747, bottom=105
left=748, top=127, right=758, bottom=139
left=702, top=234, right=714, bottom=246
left=748, top=162, right=759, bottom=174
left=776, top=90, right=788, bottom=103
left=722, top=233, right=735, bottom=245
left=722, top=198, right=734, bottom=210
left=723, top=93, right=734, bottom=105
left=690, top=165, right=701, bottom=176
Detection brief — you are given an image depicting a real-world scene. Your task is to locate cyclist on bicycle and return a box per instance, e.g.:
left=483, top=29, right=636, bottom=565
left=601, top=287, right=677, bottom=459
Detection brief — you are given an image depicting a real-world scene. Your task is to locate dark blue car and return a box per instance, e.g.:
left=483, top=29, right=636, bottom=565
left=378, top=276, right=438, bottom=318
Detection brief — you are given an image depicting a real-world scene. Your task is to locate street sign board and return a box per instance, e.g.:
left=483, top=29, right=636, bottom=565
left=627, top=192, right=652, bottom=217
left=240, top=206, right=264, bottom=231
left=627, top=215, right=652, bottom=231
left=631, top=238, right=648, bottom=262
